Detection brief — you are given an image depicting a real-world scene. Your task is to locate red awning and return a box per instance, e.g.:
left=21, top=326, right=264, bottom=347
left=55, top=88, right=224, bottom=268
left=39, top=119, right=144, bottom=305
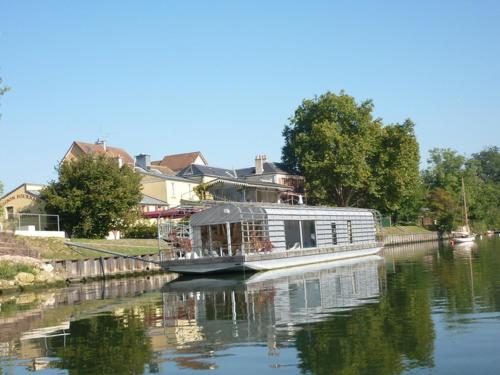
left=142, top=206, right=205, bottom=219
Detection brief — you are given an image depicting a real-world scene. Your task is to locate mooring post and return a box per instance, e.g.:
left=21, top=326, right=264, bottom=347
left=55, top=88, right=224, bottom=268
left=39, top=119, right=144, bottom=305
left=99, top=257, right=105, bottom=279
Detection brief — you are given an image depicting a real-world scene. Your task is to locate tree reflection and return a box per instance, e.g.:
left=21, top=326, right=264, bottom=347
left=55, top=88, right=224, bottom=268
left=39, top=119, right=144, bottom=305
left=295, top=262, right=435, bottom=375
left=56, top=311, right=152, bottom=375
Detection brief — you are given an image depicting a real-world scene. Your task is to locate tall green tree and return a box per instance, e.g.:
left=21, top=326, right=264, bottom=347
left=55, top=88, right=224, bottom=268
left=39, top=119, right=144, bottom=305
left=42, top=154, right=142, bottom=238
left=472, top=146, right=500, bottom=183
left=423, top=147, right=500, bottom=232
left=282, top=91, right=420, bottom=219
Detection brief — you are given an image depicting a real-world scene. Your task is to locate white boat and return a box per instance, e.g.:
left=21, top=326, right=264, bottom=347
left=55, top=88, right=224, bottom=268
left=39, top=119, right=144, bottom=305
left=160, top=202, right=383, bottom=274
left=452, top=232, right=476, bottom=243
left=452, top=177, right=475, bottom=245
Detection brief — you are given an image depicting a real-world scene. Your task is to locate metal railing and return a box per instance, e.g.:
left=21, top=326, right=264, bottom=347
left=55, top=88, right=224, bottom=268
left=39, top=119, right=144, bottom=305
left=7, top=213, right=61, bottom=232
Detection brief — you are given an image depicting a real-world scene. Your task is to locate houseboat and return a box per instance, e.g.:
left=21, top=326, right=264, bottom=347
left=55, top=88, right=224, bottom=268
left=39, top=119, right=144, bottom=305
left=160, top=202, right=383, bottom=274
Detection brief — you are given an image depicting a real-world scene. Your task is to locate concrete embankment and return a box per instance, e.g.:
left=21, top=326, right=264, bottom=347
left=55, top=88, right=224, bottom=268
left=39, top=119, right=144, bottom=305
left=47, top=252, right=164, bottom=281
left=382, top=232, right=449, bottom=246
left=0, top=251, right=166, bottom=293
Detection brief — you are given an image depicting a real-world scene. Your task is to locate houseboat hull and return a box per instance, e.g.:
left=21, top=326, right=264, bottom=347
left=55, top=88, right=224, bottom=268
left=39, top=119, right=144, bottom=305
left=161, top=242, right=382, bottom=275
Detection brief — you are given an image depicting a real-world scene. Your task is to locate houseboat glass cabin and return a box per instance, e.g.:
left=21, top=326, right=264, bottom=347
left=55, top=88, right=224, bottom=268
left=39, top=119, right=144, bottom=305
left=160, top=202, right=383, bottom=274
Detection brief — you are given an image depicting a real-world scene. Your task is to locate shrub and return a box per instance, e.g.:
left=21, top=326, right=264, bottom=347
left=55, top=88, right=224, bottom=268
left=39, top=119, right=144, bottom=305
left=123, top=223, right=158, bottom=239
left=0, top=261, right=36, bottom=280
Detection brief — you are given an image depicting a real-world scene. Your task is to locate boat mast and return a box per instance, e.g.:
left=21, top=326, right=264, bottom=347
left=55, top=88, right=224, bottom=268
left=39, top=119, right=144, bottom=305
left=461, top=176, right=469, bottom=230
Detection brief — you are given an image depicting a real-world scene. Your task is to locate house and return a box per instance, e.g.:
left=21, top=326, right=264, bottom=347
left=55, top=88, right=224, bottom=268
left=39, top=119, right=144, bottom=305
left=135, top=154, right=199, bottom=207
left=62, top=140, right=135, bottom=167
left=177, top=163, right=292, bottom=203
left=152, top=151, right=208, bottom=173
left=236, top=155, right=305, bottom=195
left=0, top=183, right=62, bottom=234
left=0, top=183, right=46, bottom=220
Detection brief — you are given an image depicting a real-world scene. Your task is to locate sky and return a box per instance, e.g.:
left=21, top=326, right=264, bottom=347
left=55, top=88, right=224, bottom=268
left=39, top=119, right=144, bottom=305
left=1, top=0, right=499, bottom=193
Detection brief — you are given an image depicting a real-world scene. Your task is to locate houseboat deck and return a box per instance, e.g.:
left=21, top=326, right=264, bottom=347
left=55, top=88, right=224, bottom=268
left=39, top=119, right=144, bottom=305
left=161, top=241, right=382, bottom=274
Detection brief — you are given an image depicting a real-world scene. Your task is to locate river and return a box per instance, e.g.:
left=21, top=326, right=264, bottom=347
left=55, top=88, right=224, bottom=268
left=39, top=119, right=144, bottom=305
left=1, top=237, right=500, bottom=374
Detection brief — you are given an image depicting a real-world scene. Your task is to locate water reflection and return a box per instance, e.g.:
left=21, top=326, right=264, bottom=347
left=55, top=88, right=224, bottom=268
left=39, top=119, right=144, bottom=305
left=161, top=256, right=383, bottom=346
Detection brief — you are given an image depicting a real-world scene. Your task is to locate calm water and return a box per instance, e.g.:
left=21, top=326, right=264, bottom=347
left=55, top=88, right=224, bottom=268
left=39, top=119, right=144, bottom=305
left=1, top=237, right=500, bottom=375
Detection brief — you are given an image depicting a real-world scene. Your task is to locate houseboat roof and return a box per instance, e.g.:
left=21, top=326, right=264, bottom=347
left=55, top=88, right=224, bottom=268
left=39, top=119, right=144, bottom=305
left=190, top=202, right=376, bottom=226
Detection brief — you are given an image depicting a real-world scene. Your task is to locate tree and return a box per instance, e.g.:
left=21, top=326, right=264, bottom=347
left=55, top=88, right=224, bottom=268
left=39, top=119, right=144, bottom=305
left=472, top=146, right=500, bottom=184
left=423, top=147, right=500, bottom=232
left=369, top=119, right=421, bottom=219
left=42, top=154, right=142, bottom=238
left=282, top=91, right=421, bottom=219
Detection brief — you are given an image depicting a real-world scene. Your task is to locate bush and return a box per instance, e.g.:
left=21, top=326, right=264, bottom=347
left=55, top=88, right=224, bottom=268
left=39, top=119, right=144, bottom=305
left=123, top=223, right=158, bottom=239
left=0, top=261, right=36, bottom=280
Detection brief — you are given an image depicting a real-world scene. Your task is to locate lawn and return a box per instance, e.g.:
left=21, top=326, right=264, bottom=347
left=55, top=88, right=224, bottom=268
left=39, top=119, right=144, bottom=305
left=381, top=225, right=432, bottom=236
left=20, top=237, right=163, bottom=260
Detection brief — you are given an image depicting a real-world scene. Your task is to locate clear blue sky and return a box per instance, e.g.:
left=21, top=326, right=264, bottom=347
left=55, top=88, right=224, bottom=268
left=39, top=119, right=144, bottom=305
left=1, top=1, right=499, bottom=193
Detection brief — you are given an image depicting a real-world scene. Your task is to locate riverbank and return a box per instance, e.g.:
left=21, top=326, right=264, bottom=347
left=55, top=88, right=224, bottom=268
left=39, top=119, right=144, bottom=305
left=381, top=225, right=432, bottom=235
left=0, top=255, right=67, bottom=293
left=21, top=237, right=161, bottom=259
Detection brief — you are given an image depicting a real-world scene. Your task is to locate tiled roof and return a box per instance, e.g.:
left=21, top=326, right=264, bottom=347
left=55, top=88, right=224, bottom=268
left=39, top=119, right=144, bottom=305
left=73, top=141, right=134, bottom=165
left=156, top=151, right=207, bottom=172
left=140, top=194, right=169, bottom=206
left=178, top=164, right=238, bottom=179
left=148, top=164, right=176, bottom=176
left=137, top=168, right=196, bottom=182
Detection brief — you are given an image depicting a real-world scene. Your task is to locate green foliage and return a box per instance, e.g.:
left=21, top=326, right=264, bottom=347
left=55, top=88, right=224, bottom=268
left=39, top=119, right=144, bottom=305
left=0, top=261, right=36, bottom=280
left=57, top=311, right=153, bottom=375
left=194, top=183, right=209, bottom=200
left=295, top=261, right=435, bottom=375
left=42, top=154, right=142, bottom=238
left=424, top=147, right=500, bottom=232
left=282, top=91, right=421, bottom=219
left=124, top=222, right=158, bottom=239
left=472, top=146, right=500, bottom=183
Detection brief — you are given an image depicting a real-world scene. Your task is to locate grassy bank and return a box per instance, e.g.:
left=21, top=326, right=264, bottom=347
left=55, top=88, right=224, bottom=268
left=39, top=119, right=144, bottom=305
left=381, top=225, right=432, bottom=236
left=20, top=237, right=161, bottom=260
left=0, top=261, right=37, bottom=280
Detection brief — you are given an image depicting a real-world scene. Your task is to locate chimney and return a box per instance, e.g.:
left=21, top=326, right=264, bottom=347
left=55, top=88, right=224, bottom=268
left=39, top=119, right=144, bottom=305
left=135, top=154, right=151, bottom=170
left=96, top=138, right=107, bottom=152
left=255, top=154, right=267, bottom=175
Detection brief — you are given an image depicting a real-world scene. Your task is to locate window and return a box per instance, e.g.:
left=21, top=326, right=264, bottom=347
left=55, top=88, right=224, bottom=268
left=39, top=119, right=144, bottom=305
left=301, top=220, right=316, bottom=248
left=284, top=220, right=301, bottom=249
left=284, top=220, right=316, bottom=249
left=347, top=220, right=353, bottom=243
left=6, top=206, right=14, bottom=220
left=171, top=182, right=175, bottom=196
left=331, top=223, right=338, bottom=245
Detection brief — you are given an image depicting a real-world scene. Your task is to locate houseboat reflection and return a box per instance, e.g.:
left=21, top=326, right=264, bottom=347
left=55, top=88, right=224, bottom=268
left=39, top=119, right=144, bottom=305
left=161, top=256, right=384, bottom=348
